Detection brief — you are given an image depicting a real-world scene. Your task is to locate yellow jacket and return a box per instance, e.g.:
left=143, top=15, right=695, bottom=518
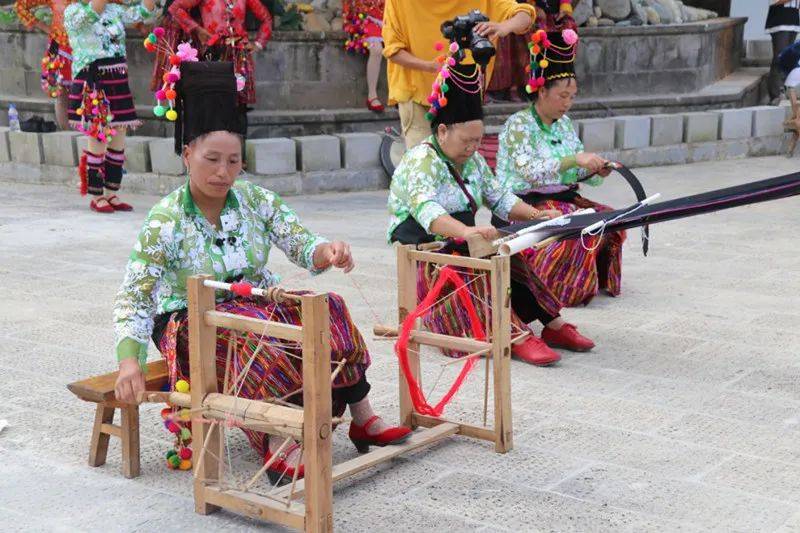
left=382, top=0, right=536, bottom=106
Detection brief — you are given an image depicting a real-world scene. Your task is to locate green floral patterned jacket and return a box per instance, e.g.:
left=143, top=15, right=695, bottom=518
left=387, top=136, right=519, bottom=241
left=113, top=180, right=328, bottom=367
left=496, top=107, right=601, bottom=195
left=64, top=0, right=156, bottom=76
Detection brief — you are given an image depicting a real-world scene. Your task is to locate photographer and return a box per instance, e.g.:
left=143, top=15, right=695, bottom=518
left=382, top=0, right=536, bottom=149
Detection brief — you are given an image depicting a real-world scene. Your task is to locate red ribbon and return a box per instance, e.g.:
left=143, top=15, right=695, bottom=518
left=395, top=266, right=486, bottom=417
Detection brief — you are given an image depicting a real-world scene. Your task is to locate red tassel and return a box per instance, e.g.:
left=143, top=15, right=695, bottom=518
left=78, top=153, right=88, bottom=196
left=230, top=282, right=253, bottom=297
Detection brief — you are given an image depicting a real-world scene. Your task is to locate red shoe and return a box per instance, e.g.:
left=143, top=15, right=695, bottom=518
left=541, top=323, right=595, bottom=352
left=511, top=336, right=561, bottom=366
left=107, top=194, right=133, bottom=212
left=349, top=415, right=411, bottom=453
left=366, top=97, right=385, bottom=113
left=90, top=198, right=114, bottom=213
left=263, top=443, right=304, bottom=485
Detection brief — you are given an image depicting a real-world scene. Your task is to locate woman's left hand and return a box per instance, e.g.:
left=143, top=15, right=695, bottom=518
left=474, top=20, right=510, bottom=40
left=315, top=241, right=355, bottom=273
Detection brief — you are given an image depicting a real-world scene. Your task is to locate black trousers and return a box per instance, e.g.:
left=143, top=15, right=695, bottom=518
left=770, top=31, right=798, bottom=100
left=510, top=278, right=558, bottom=326
left=333, top=373, right=371, bottom=405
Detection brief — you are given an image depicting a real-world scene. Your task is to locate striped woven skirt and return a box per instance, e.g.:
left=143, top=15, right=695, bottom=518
left=416, top=253, right=562, bottom=358
left=156, top=293, right=370, bottom=458
left=68, top=57, right=140, bottom=131
left=519, top=190, right=626, bottom=307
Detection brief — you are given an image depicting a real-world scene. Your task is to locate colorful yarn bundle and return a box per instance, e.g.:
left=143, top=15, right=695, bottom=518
left=525, top=28, right=579, bottom=94
left=425, top=41, right=483, bottom=122
left=162, top=379, right=193, bottom=471
left=144, top=27, right=199, bottom=122
left=40, top=50, right=65, bottom=98
left=75, top=84, right=115, bottom=142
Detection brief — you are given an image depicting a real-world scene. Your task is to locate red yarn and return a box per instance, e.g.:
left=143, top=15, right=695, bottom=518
left=230, top=282, right=253, bottom=297
left=395, top=266, right=486, bottom=417
left=78, top=153, right=88, bottom=196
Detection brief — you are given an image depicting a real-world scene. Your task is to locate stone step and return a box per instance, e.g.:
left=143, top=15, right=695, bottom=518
left=0, top=68, right=769, bottom=138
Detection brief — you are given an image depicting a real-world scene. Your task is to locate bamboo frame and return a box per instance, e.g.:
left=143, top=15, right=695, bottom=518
left=376, top=245, right=514, bottom=454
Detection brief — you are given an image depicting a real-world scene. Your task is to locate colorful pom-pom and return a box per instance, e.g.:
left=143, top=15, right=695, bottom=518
left=179, top=409, right=191, bottom=421
left=165, top=420, right=180, bottom=433
left=179, top=459, right=192, bottom=470
left=155, top=89, right=166, bottom=100
left=153, top=105, right=166, bottom=117
left=438, top=97, right=447, bottom=107
left=532, top=45, right=541, bottom=55
left=427, top=94, right=436, bottom=104
left=168, top=454, right=181, bottom=468
left=153, top=26, right=165, bottom=38
left=425, top=112, right=434, bottom=121
left=525, top=84, right=533, bottom=94
left=539, top=59, right=549, bottom=68
left=76, top=108, right=83, bottom=116
left=441, top=70, right=451, bottom=79
left=449, top=42, right=459, bottom=53
left=562, top=29, right=579, bottom=46
left=230, top=282, right=253, bottom=297
left=166, top=458, right=176, bottom=469
left=166, top=109, right=178, bottom=121
left=180, top=427, right=192, bottom=441
left=166, top=449, right=178, bottom=459
left=434, top=41, right=444, bottom=51
left=436, top=55, right=446, bottom=64
left=169, top=54, right=182, bottom=66
left=179, top=447, right=193, bottom=460
left=167, top=72, right=179, bottom=83
left=175, top=379, right=190, bottom=393
left=441, top=83, right=449, bottom=93
left=447, top=57, right=456, bottom=67
left=147, top=33, right=157, bottom=44
left=165, top=89, right=177, bottom=100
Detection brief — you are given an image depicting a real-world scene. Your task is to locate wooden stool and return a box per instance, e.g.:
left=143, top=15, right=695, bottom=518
left=67, top=359, right=169, bottom=478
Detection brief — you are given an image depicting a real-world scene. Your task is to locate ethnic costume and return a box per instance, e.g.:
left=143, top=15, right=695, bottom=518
left=113, top=62, right=371, bottom=460
left=15, top=0, right=74, bottom=98
left=168, top=0, right=273, bottom=106
left=64, top=0, right=156, bottom=196
left=343, top=0, right=384, bottom=53
left=387, top=63, right=586, bottom=365
left=495, top=30, right=625, bottom=307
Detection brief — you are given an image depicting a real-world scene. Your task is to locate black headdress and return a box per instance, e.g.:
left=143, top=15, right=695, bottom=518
left=427, top=62, right=484, bottom=129
left=526, top=28, right=579, bottom=95
left=173, top=61, right=246, bottom=155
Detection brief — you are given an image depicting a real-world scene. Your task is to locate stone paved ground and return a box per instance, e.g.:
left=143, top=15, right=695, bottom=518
left=1, top=156, right=799, bottom=532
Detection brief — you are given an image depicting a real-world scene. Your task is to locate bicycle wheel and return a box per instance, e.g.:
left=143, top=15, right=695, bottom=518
left=380, top=135, right=405, bottom=180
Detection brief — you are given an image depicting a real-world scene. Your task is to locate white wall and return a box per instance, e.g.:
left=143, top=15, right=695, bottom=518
left=731, top=0, right=769, bottom=41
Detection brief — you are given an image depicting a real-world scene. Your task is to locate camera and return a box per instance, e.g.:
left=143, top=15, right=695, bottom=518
left=440, top=10, right=496, bottom=67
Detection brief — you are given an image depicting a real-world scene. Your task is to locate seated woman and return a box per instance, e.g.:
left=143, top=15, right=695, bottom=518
left=495, top=29, right=625, bottom=307
left=387, top=62, right=595, bottom=367
left=113, top=61, right=409, bottom=482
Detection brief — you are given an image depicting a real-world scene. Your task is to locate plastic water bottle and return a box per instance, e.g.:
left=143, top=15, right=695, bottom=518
left=8, top=104, right=20, bottom=132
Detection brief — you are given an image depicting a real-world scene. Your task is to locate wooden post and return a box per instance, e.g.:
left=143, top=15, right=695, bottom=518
left=187, top=275, right=221, bottom=514
left=120, top=405, right=140, bottom=478
left=490, top=255, right=513, bottom=453
left=397, top=245, right=420, bottom=428
left=301, top=294, right=333, bottom=533
left=88, top=403, right=115, bottom=467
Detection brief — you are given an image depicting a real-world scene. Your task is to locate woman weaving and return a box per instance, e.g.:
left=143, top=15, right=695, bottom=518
left=494, top=29, right=626, bottom=307
left=387, top=60, right=595, bottom=367
left=113, top=62, right=410, bottom=482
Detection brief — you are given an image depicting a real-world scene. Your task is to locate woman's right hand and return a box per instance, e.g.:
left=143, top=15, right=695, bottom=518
left=115, top=358, right=146, bottom=404
left=575, top=152, right=608, bottom=174
left=461, top=225, right=499, bottom=241
left=195, top=27, right=212, bottom=45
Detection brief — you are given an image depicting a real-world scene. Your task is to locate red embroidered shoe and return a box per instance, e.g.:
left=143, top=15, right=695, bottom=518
left=349, top=415, right=412, bottom=453
left=511, top=336, right=561, bottom=366
left=90, top=198, right=114, bottom=213
left=107, top=194, right=133, bottom=212
left=263, top=443, right=304, bottom=485
left=541, top=323, right=595, bottom=352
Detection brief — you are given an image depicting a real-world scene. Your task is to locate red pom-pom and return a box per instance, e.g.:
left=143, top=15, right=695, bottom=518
left=179, top=447, right=193, bottom=460
left=165, top=89, right=177, bottom=100
left=438, top=97, right=448, bottom=107
left=78, top=153, right=87, bottom=196
left=165, top=420, right=180, bottom=434
left=230, top=282, right=253, bottom=297
left=160, top=407, right=172, bottom=420
left=153, top=26, right=165, bottom=38
left=169, top=55, right=181, bottom=66
left=434, top=41, right=444, bottom=51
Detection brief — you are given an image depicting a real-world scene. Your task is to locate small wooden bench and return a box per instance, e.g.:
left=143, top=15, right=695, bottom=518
left=67, top=359, right=170, bottom=478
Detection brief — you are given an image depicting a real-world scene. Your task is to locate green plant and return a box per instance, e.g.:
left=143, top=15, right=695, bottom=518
left=277, top=4, right=304, bottom=31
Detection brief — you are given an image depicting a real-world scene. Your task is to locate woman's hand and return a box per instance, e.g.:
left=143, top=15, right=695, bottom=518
left=575, top=152, right=608, bottom=174
left=115, top=358, right=145, bottom=404
left=314, top=241, right=355, bottom=273
left=474, top=20, right=511, bottom=40
left=461, top=225, right=499, bottom=241
left=533, top=208, right=562, bottom=220
left=195, top=27, right=212, bottom=45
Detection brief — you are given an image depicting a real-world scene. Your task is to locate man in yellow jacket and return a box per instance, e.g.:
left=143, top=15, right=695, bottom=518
left=382, top=0, right=536, bottom=149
